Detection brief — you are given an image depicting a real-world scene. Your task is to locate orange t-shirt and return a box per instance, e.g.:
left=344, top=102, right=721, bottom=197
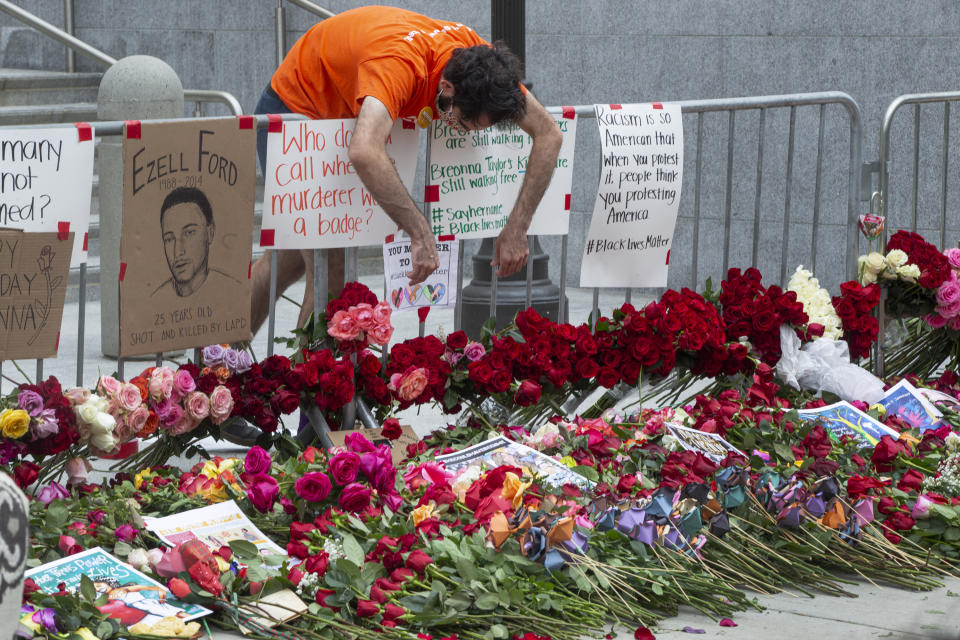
left=271, top=6, right=488, bottom=121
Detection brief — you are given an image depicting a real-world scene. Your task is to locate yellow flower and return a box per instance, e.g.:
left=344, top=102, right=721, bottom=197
left=500, top=472, right=532, bottom=509
left=412, top=502, right=436, bottom=526
left=75, top=628, right=101, bottom=640
left=869, top=404, right=887, bottom=418
left=0, top=408, right=30, bottom=438
left=134, top=468, right=155, bottom=490
left=559, top=456, right=577, bottom=468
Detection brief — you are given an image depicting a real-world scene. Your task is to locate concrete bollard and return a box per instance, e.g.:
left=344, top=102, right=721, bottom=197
left=97, top=56, right=183, bottom=357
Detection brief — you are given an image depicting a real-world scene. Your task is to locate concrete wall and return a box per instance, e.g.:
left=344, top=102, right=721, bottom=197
left=7, top=1, right=960, bottom=294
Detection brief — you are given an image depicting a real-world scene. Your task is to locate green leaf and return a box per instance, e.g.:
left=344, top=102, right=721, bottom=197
left=228, top=539, right=260, bottom=560
left=474, top=592, right=500, bottom=610
left=96, top=621, right=115, bottom=638
left=45, top=502, right=69, bottom=528
left=773, top=443, right=795, bottom=463
left=490, top=624, right=509, bottom=639
left=113, top=541, right=132, bottom=558
left=571, top=465, right=599, bottom=482
left=340, top=533, right=365, bottom=566
left=651, top=582, right=664, bottom=596
left=79, top=574, right=96, bottom=602
left=931, top=504, right=959, bottom=521
left=944, top=526, right=960, bottom=542
left=455, top=555, right=478, bottom=582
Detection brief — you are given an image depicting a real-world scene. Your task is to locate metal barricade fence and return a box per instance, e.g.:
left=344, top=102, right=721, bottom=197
left=873, top=91, right=960, bottom=376
left=0, top=94, right=867, bottom=426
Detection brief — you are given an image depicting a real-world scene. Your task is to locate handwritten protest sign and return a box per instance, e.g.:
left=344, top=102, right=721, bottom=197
left=580, top=103, right=683, bottom=287
left=261, top=119, right=418, bottom=249
left=382, top=234, right=458, bottom=312
left=120, top=118, right=254, bottom=357
left=427, top=115, right=577, bottom=238
left=0, top=126, right=94, bottom=266
left=0, top=230, right=71, bottom=360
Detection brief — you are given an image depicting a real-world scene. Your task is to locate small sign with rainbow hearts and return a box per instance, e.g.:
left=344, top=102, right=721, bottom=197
left=382, top=234, right=459, bottom=312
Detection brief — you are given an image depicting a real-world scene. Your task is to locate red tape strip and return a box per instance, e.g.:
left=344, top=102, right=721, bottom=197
left=437, top=234, right=455, bottom=242
left=385, top=234, right=395, bottom=244
left=561, top=106, right=575, bottom=120
left=652, top=103, right=664, bottom=110
left=248, top=261, right=252, bottom=279
left=57, top=221, right=70, bottom=241
left=665, top=250, right=670, bottom=265
left=237, top=115, right=255, bottom=129
left=402, top=118, right=415, bottom=130
left=74, top=122, right=92, bottom=141
left=55, top=331, right=60, bottom=351
left=82, top=232, right=88, bottom=252
left=267, top=114, right=283, bottom=133
left=418, top=307, right=430, bottom=323
left=424, top=185, right=440, bottom=202
left=564, top=194, right=572, bottom=211
left=609, top=104, right=622, bottom=110
left=119, top=262, right=127, bottom=281
left=260, top=229, right=275, bottom=247
left=125, top=120, right=141, bottom=139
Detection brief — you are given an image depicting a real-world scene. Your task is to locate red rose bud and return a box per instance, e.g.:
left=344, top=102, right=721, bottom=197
left=288, top=566, right=305, bottom=586
left=383, top=603, right=407, bottom=622
left=374, top=577, right=402, bottom=592
left=513, top=379, right=542, bottom=407
left=897, top=469, right=925, bottom=493
left=249, top=581, right=263, bottom=595
left=356, top=599, right=380, bottom=618
left=369, top=583, right=388, bottom=604
left=390, top=567, right=414, bottom=583
left=21, top=578, right=40, bottom=600
left=168, top=577, right=191, bottom=599
left=315, top=588, right=338, bottom=610
left=405, top=549, right=433, bottom=574
left=382, top=417, right=403, bottom=440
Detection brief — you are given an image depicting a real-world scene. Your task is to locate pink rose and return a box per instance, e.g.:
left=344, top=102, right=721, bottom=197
left=328, top=451, right=361, bottom=485
left=149, top=367, right=175, bottom=400
left=294, top=472, right=332, bottom=502
left=396, top=367, right=428, bottom=402
left=926, top=313, right=950, bottom=329
left=327, top=310, right=361, bottom=341
left=945, top=247, right=960, bottom=270
left=463, top=342, right=486, bottom=362
left=351, top=303, right=376, bottom=331
left=338, top=482, right=372, bottom=513
left=115, top=523, right=138, bottom=542
left=172, top=369, right=197, bottom=400
left=97, top=375, right=122, bottom=397
left=950, top=316, right=960, bottom=331
left=372, top=301, right=392, bottom=325
left=185, top=391, right=210, bottom=422
left=65, top=457, right=89, bottom=486
left=244, top=446, right=272, bottom=475
left=64, top=387, right=90, bottom=406
left=167, top=410, right=198, bottom=436
left=936, top=280, right=960, bottom=317
left=369, top=324, right=394, bottom=346
left=118, top=383, right=143, bottom=413
left=344, top=432, right=376, bottom=453
left=247, top=474, right=280, bottom=513
left=209, top=385, right=234, bottom=425
left=112, top=414, right=138, bottom=443
left=128, top=406, right=149, bottom=435
left=159, top=404, right=184, bottom=429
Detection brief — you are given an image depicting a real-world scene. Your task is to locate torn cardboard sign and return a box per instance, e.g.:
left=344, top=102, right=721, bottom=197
left=0, top=229, right=71, bottom=360
left=326, top=424, right=419, bottom=465
left=119, top=118, right=255, bottom=356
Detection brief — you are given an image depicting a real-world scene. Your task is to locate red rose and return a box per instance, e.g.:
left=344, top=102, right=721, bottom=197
left=383, top=603, right=407, bottom=622
left=294, top=472, right=332, bottom=502
left=168, top=578, right=191, bottom=599
left=304, top=551, right=330, bottom=576
left=446, top=331, right=468, bottom=350
left=596, top=367, right=620, bottom=389
left=885, top=511, right=915, bottom=531
left=514, top=380, right=542, bottom=407
left=382, top=418, right=403, bottom=440
left=338, top=482, right=372, bottom=513
left=356, top=599, right=380, bottom=618
left=871, top=435, right=907, bottom=472
left=13, top=461, right=39, bottom=488
left=802, top=425, right=832, bottom=459
left=616, top=474, right=638, bottom=495
left=897, top=469, right=925, bottom=493
left=405, top=549, right=434, bottom=575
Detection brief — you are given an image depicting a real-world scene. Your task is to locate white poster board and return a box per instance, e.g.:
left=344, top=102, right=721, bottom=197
left=580, top=103, right=683, bottom=287
left=261, top=118, right=418, bottom=249
left=0, top=126, right=94, bottom=266
left=427, top=114, right=577, bottom=238
left=382, top=234, right=459, bottom=312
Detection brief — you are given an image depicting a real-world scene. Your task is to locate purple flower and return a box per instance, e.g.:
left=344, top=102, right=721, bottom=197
left=235, top=350, right=253, bottom=374
left=30, top=409, right=59, bottom=439
left=223, top=348, right=240, bottom=372
left=560, top=530, right=590, bottom=555
left=17, top=390, right=44, bottom=417
left=380, top=490, right=402, bottom=513
left=32, top=608, right=58, bottom=634
left=0, top=440, right=26, bottom=465
left=202, top=344, right=225, bottom=367
left=36, top=482, right=69, bottom=505
left=115, top=523, right=138, bottom=542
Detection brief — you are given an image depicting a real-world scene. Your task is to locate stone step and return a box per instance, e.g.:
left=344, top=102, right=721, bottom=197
left=0, top=68, right=101, bottom=106
left=0, top=101, right=98, bottom=125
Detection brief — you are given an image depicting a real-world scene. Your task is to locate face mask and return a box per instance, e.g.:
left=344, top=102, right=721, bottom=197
left=435, top=89, right=468, bottom=135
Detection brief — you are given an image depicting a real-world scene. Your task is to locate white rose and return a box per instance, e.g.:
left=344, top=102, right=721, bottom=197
left=864, top=251, right=886, bottom=273
left=861, top=270, right=878, bottom=285
left=946, top=432, right=960, bottom=453
left=661, top=434, right=680, bottom=451
left=76, top=401, right=99, bottom=424
left=127, top=548, right=149, bottom=570
left=886, top=249, right=908, bottom=269
left=90, top=430, right=116, bottom=451
left=898, top=264, right=921, bottom=282
left=92, top=411, right=116, bottom=434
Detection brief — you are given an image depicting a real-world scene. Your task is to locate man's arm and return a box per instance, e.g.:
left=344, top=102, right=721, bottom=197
left=349, top=96, right=439, bottom=284
left=492, top=90, right=563, bottom=277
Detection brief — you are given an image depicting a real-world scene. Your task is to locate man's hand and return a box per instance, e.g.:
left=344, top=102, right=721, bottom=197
left=408, top=234, right=440, bottom=284
left=491, top=223, right=529, bottom=277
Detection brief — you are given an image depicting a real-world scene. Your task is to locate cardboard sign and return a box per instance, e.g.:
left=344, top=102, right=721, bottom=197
left=119, top=118, right=254, bottom=357
left=0, top=230, right=71, bottom=360
left=261, top=118, right=418, bottom=249
left=427, top=114, right=577, bottom=238
left=237, top=589, right=308, bottom=635
left=665, top=423, right=745, bottom=464
left=382, top=234, right=458, bottom=312
left=326, top=424, right=419, bottom=465
left=580, top=103, right=684, bottom=287
left=0, top=126, right=94, bottom=266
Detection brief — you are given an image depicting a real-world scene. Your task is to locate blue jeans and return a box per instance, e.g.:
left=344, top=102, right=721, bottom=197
left=254, top=84, right=296, bottom=175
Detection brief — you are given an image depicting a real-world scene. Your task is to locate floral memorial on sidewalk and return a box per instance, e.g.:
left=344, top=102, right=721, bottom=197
left=7, top=230, right=960, bottom=640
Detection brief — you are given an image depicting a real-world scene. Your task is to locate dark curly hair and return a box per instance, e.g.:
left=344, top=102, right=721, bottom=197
left=442, top=42, right=526, bottom=125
